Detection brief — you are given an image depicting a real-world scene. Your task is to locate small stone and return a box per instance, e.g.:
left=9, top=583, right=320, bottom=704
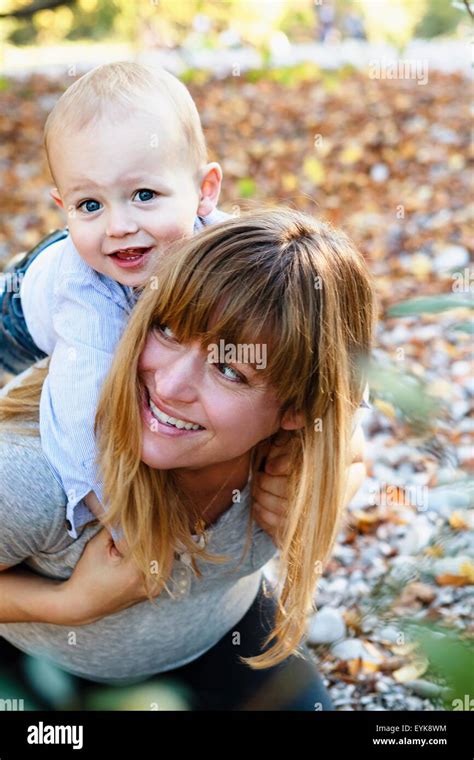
left=327, top=577, right=348, bottom=594
left=458, top=417, right=474, bottom=433
left=398, top=516, right=435, bottom=554
left=452, top=360, right=472, bottom=377
left=429, top=126, right=459, bottom=144
left=307, top=607, right=347, bottom=644
left=428, top=486, right=471, bottom=512
left=370, top=163, right=390, bottom=183
left=406, top=679, right=450, bottom=699
left=433, top=245, right=469, bottom=272
left=348, top=580, right=371, bottom=596
left=378, top=625, right=402, bottom=644
left=463, top=376, right=474, bottom=395
left=433, top=555, right=473, bottom=577
left=331, top=638, right=383, bottom=663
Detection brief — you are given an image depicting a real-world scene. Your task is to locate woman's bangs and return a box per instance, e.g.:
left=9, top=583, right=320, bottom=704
left=149, top=269, right=290, bottom=382
left=144, top=226, right=317, bottom=408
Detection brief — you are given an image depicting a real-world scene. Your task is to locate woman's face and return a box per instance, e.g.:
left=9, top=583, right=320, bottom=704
left=138, top=323, right=294, bottom=472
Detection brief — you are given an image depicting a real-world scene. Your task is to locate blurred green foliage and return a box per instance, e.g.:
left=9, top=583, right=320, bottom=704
left=0, top=656, right=194, bottom=710
left=387, top=295, right=473, bottom=317
left=0, top=0, right=466, bottom=48
left=408, top=623, right=474, bottom=709
left=415, top=0, right=467, bottom=39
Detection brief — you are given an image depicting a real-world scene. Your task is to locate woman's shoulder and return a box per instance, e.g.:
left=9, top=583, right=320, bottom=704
left=0, top=421, right=64, bottom=501
left=0, top=421, right=67, bottom=564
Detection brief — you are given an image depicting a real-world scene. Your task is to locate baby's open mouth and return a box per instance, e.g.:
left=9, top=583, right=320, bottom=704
left=109, top=245, right=153, bottom=266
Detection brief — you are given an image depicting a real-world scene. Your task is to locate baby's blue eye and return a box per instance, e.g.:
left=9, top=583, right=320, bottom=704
left=135, top=189, right=156, bottom=202
left=79, top=199, right=101, bottom=213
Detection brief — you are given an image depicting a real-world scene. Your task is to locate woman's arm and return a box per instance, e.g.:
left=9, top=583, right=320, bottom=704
left=0, top=530, right=173, bottom=626
left=0, top=565, right=65, bottom=624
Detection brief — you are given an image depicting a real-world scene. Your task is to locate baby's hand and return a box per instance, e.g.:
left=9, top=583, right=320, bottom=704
left=251, top=431, right=292, bottom=549
left=251, top=423, right=368, bottom=550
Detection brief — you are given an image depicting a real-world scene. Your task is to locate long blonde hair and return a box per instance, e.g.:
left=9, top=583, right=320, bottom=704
left=0, top=208, right=377, bottom=670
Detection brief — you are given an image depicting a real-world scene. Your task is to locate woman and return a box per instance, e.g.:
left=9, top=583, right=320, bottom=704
left=0, top=208, right=376, bottom=710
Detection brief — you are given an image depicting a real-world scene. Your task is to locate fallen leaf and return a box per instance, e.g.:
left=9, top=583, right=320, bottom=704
left=393, top=657, right=429, bottom=683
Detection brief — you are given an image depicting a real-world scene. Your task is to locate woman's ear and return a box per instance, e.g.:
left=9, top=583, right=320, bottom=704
left=49, top=187, right=64, bottom=209
left=280, top=406, right=305, bottom=431
left=197, top=162, right=223, bottom=217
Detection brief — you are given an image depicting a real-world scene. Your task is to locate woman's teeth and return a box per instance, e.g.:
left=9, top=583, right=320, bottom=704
left=149, top=398, right=203, bottom=431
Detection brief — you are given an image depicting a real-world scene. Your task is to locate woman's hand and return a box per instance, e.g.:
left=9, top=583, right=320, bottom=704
left=58, top=529, right=174, bottom=626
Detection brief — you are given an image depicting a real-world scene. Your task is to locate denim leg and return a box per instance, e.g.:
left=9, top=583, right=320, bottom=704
left=0, top=229, right=68, bottom=375
left=167, top=580, right=334, bottom=711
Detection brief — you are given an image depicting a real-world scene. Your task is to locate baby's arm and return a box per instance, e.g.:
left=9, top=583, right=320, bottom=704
left=39, top=276, right=131, bottom=540
left=252, top=384, right=371, bottom=548
left=84, top=490, right=129, bottom=554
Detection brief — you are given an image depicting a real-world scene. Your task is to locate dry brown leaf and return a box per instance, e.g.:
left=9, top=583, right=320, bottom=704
left=449, top=511, right=474, bottom=531
left=435, top=574, right=472, bottom=587
left=391, top=642, right=419, bottom=656
left=396, top=581, right=436, bottom=607
left=393, top=654, right=429, bottom=683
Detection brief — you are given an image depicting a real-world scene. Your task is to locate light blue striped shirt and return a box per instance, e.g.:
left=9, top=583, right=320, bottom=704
left=20, top=210, right=230, bottom=539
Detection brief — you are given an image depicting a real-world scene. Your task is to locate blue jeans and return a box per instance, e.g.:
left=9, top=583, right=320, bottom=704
left=156, top=578, right=334, bottom=711
left=0, top=229, right=68, bottom=375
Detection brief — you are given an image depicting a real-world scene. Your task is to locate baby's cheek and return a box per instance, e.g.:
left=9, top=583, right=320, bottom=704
left=154, top=207, right=197, bottom=244
left=164, top=223, right=194, bottom=245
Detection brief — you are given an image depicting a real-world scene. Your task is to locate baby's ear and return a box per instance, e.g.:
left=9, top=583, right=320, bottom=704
left=197, top=162, right=222, bottom=217
left=49, top=187, right=64, bottom=208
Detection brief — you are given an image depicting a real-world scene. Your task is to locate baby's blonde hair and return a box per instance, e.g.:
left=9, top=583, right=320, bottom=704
left=44, top=61, right=208, bottom=184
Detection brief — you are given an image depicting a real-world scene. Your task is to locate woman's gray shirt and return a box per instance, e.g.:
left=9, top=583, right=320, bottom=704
left=0, top=424, right=278, bottom=684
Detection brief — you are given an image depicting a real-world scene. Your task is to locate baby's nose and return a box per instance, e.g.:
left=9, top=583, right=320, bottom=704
left=106, top=211, right=139, bottom=237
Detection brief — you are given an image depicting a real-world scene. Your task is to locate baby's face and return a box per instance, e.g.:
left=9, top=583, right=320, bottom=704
left=49, top=111, right=206, bottom=287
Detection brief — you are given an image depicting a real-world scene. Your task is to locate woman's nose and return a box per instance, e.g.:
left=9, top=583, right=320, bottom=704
left=105, top=209, right=139, bottom=238
left=154, top=349, right=202, bottom=403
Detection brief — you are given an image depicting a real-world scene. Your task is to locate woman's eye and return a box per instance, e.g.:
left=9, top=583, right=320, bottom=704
left=156, top=324, right=177, bottom=340
left=134, top=189, right=156, bottom=202
left=78, top=199, right=102, bottom=213
left=216, top=363, right=245, bottom=383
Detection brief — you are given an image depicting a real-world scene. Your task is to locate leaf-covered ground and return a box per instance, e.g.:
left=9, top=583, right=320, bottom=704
left=0, top=67, right=472, bottom=710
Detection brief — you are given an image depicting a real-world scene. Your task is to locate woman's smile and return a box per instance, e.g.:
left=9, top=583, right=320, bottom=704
left=143, top=388, right=206, bottom=437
